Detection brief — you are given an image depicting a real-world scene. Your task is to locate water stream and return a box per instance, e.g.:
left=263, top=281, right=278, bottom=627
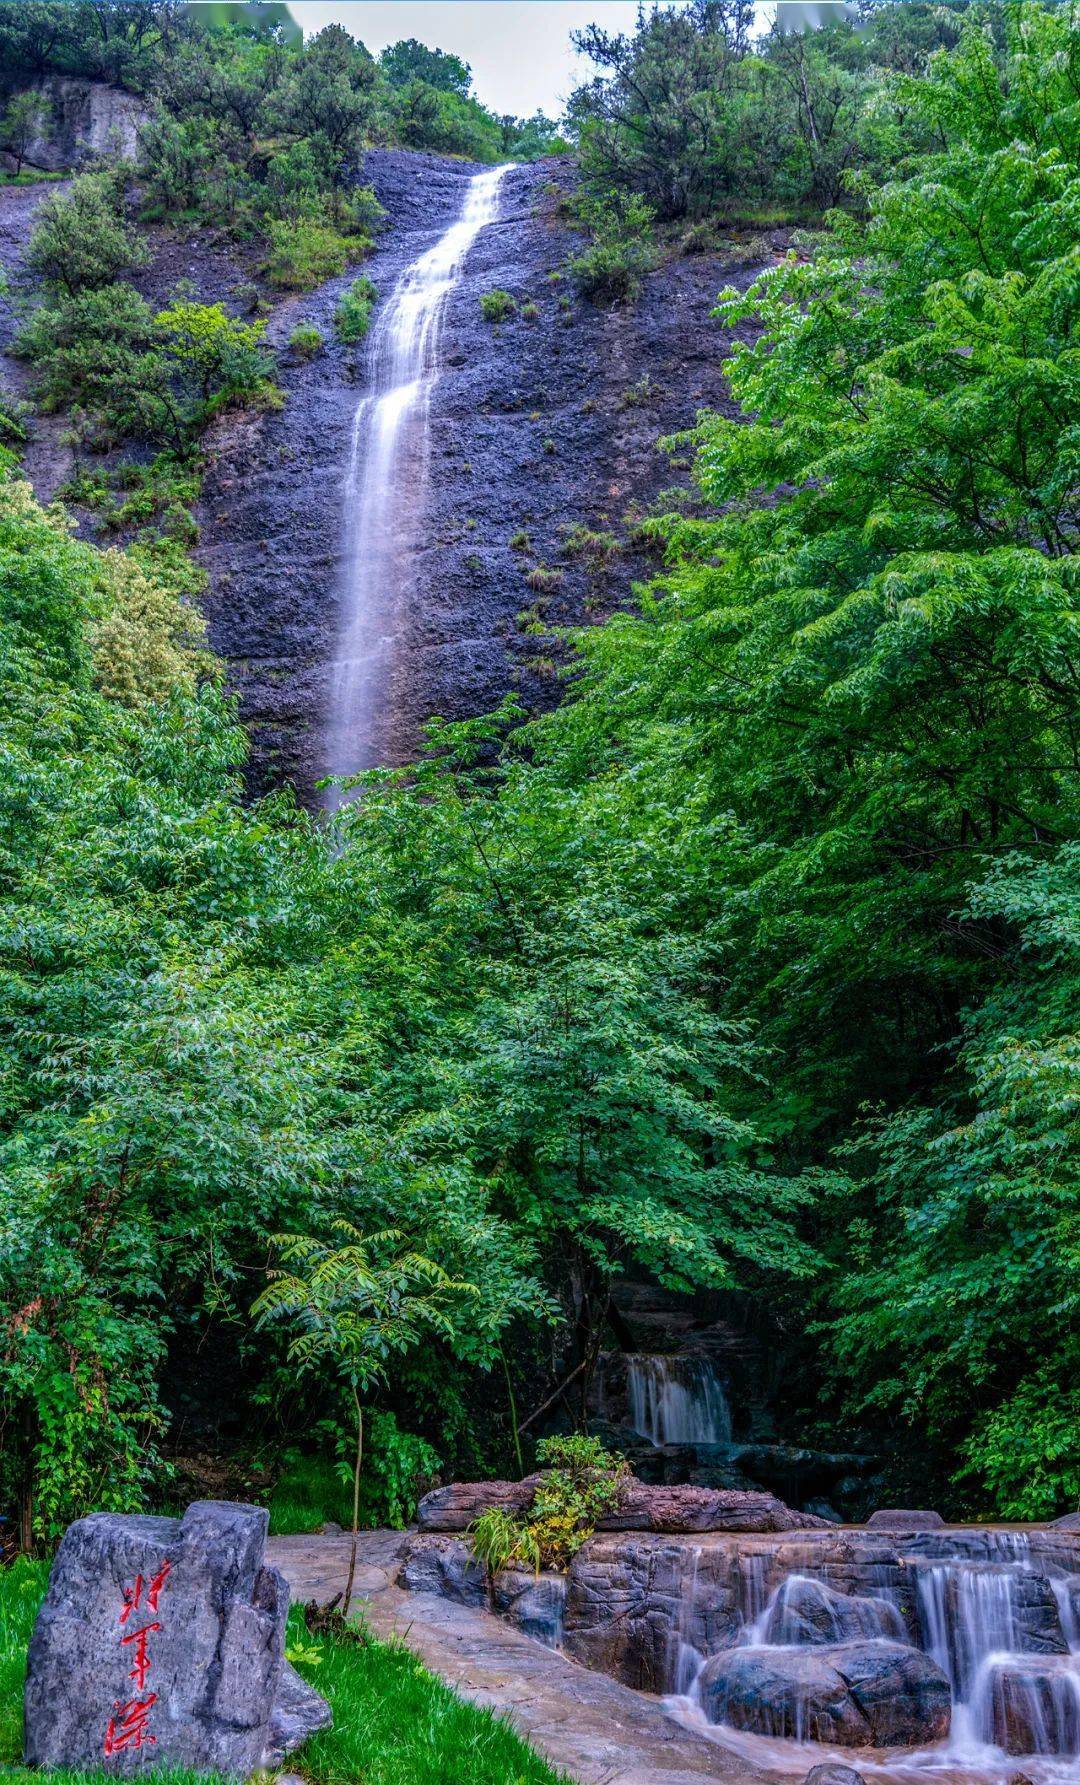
left=325, top=163, right=513, bottom=792
left=625, top=1354, right=732, bottom=1448
left=667, top=1532, right=1080, bottom=1782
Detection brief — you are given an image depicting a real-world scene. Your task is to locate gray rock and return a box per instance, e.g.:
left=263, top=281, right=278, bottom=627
left=805, top=1768, right=865, bottom=1785
left=416, top=1477, right=540, bottom=1532
left=6, top=77, right=146, bottom=172
left=763, top=1576, right=907, bottom=1647
left=1052, top=1512, right=1080, bottom=1533
left=982, top=1656, right=1080, bottom=1755
left=262, top=1660, right=334, bottom=1768
left=24, top=1500, right=330, bottom=1776
left=697, top=1639, right=951, bottom=1747
left=398, top=1534, right=488, bottom=1607
left=804, top=1498, right=843, bottom=1525
left=866, top=1508, right=945, bottom=1531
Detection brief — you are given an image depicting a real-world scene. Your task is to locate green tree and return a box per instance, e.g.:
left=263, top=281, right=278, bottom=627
left=253, top=1223, right=476, bottom=1614
left=26, top=172, right=149, bottom=296
left=379, top=36, right=472, bottom=98
left=0, top=90, right=52, bottom=177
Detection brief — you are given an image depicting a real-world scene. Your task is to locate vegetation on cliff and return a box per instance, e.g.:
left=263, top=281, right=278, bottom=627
left=1, top=0, right=1079, bottom=1548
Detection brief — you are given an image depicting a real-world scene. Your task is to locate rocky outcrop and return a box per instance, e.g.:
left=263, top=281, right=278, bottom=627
left=696, top=1640, right=951, bottom=1747
left=416, top=1475, right=830, bottom=1536
left=761, top=1576, right=907, bottom=1647
left=398, top=1533, right=487, bottom=1606
left=491, top=1569, right=567, bottom=1646
left=982, top=1657, right=1080, bottom=1755
left=0, top=78, right=146, bottom=171
left=197, top=152, right=771, bottom=799
left=23, top=1500, right=329, bottom=1775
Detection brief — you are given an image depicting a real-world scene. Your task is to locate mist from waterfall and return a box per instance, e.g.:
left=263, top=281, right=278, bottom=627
left=325, top=163, right=512, bottom=796
left=626, top=1354, right=732, bottom=1448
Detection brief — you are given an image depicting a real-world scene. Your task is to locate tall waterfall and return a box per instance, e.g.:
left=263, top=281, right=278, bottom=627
left=325, top=163, right=512, bottom=791
left=626, top=1354, right=732, bottom=1447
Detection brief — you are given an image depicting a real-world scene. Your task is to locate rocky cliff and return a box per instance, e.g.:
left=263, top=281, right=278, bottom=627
left=197, top=151, right=768, bottom=799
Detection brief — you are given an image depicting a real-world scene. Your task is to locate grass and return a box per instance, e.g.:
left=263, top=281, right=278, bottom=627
left=268, top=1453, right=353, bottom=1536
left=0, top=1556, right=565, bottom=1784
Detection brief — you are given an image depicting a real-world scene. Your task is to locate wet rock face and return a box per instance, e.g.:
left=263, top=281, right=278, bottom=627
left=23, top=1500, right=329, bottom=1776
left=491, top=1569, right=567, bottom=1646
left=562, top=1534, right=744, bottom=1689
left=982, top=1657, right=1080, bottom=1756
left=696, top=1640, right=952, bottom=1747
left=762, top=1576, right=907, bottom=1647
left=198, top=151, right=765, bottom=800
left=0, top=77, right=146, bottom=172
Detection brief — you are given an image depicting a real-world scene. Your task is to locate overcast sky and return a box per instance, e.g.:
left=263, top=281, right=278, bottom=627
left=284, top=2, right=653, bottom=117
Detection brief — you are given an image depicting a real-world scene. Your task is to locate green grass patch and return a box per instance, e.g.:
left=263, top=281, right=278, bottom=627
left=0, top=1558, right=565, bottom=1784
left=268, top=1453, right=353, bottom=1535
left=334, top=275, right=378, bottom=344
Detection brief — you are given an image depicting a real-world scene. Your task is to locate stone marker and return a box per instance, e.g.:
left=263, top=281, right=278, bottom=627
left=24, top=1499, right=331, bottom=1776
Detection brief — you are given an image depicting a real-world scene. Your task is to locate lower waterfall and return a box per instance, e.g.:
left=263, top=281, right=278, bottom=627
left=325, top=163, right=512, bottom=791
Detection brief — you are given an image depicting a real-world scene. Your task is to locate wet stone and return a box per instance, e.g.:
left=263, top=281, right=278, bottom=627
left=23, top=1500, right=330, bottom=1776
left=696, top=1639, right=952, bottom=1747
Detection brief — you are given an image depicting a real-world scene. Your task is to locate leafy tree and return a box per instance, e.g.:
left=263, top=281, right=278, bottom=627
left=26, top=172, right=149, bottom=296
left=380, top=36, right=473, bottom=99
left=253, top=1222, right=476, bottom=1614
left=0, top=91, right=52, bottom=177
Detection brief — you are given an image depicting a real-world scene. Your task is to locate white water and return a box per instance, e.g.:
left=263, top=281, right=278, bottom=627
left=626, top=1354, right=732, bottom=1447
left=665, top=1533, right=1080, bottom=1782
left=325, top=163, right=513, bottom=792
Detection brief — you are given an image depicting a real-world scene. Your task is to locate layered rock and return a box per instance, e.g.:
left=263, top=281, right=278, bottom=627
left=980, top=1656, right=1080, bottom=1755
left=761, top=1576, right=907, bottom=1647
left=696, top=1640, right=951, bottom=1746
left=416, top=1475, right=831, bottom=1536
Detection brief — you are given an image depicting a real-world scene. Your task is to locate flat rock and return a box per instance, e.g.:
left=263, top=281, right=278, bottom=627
left=697, top=1639, right=951, bottom=1747
left=416, top=1477, right=540, bottom=1532
left=24, top=1500, right=330, bottom=1776
left=866, top=1508, right=945, bottom=1531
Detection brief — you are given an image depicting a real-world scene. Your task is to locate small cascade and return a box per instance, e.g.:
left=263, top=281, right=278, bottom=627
left=325, top=163, right=512, bottom=790
left=626, top=1354, right=732, bottom=1448
left=664, top=1528, right=1080, bottom=1780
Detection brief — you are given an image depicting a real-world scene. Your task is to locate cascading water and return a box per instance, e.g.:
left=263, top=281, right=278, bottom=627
left=666, top=1530, right=1080, bottom=1781
left=325, top=163, right=513, bottom=792
left=626, top=1354, right=732, bottom=1448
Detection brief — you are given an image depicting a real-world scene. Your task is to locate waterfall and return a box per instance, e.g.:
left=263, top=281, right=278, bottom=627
left=626, top=1355, right=732, bottom=1447
left=325, top=163, right=513, bottom=791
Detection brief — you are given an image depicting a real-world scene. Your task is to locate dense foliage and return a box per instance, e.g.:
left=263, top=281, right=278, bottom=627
left=3, top=0, right=1080, bottom=1547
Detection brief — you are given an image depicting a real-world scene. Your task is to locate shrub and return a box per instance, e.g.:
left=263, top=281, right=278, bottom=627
left=479, top=288, right=516, bottom=323
left=467, top=1437, right=627, bottom=1575
left=521, top=300, right=540, bottom=322
left=509, top=529, right=530, bottom=552
left=289, top=324, right=325, bottom=358
left=619, top=373, right=659, bottom=408
left=565, top=190, right=658, bottom=304
left=27, top=172, right=149, bottom=297
left=264, top=217, right=360, bottom=290
left=334, top=275, right=377, bottom=343
left=561, top=524, right=619, bottom=566
left=525, top=564, right=562, bottom=595
left=542, top=437, right=556, bottom=456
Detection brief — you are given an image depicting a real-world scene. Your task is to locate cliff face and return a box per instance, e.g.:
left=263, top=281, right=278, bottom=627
left=0, top=78, right=145, bottom=172
left=198, top=151, right=768, bottom=801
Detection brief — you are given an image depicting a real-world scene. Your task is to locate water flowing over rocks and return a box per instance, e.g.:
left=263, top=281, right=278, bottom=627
left=401, top=1514, right=1080, bottom=1780
left=695, top=1640, right=952, bottom=1746
left=24, top=1500, right=330, bottom=1775
left=198, top=153, right=765, bottom=800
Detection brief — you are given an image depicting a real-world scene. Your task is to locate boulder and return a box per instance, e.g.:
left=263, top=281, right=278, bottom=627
left=1052, top=1513, right=1080, bottom=1533
left=980, top=1656, right=1080, bottom=1755
left=398, top=1534, right=487, bottom=1607
left=867, top=1509, right=945, bottom=1531
left=805, top=1769, right=865, bottom=1785
left=602, top=1483, right=834, bottom=1534
left=697, top=1640, right=951, bottom=1747
left=23, top=1500, right=329, bottom=1776
left=416, top=1477, right=540, bottom=1532
left=763, top=1576, right=907, bottom=1647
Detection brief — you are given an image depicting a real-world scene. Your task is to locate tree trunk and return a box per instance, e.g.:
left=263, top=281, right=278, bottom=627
left=342, top=1386, right=363, bottom=1619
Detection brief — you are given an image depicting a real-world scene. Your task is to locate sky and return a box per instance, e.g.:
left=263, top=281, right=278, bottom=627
left=283, top=2, right=657, bottom=118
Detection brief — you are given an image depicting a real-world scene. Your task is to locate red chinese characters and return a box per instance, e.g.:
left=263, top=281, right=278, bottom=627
left=104, top=1560, right=172, bottom=1757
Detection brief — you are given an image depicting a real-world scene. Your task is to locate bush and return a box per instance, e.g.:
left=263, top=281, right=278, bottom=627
left=289, top=324, right=325, bottom=358
left=467, top=1436, right=627, bottom=1575
left=27, top=172, right=149, bottom=296
left=334, top=275, right=377, bottom=343
left=565, top=190, right=658, bottom=304
left=264, top=217, right=361, bottom=291
left=525, top=564, right=562, bottom=594
left=479, top=288, right=516, bottom=323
